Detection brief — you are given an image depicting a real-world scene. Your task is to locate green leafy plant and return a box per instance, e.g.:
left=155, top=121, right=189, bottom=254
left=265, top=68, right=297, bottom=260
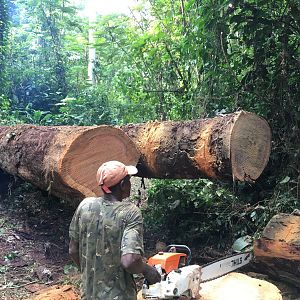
left=63, top=264, right=79, bottom=275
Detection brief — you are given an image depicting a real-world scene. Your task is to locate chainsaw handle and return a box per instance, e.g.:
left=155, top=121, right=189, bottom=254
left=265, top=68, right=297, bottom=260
left=165, top=244, right=192, bottom=265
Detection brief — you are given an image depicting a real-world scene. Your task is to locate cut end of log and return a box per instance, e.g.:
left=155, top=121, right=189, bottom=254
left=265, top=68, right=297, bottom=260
left=58, top=126, right=140, bottom=198
left=253, top=213, right=300, bottom=287
left=230, top=111, right=271, bottom=181
left=199, top=272, right=282, bottom=300
left=254, top=213, right=300, bottom=260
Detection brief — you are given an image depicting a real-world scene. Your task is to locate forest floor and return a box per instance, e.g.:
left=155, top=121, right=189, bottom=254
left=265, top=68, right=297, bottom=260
left=0, top=186, right=81, bottom=300
left=0, top=183, right=299, bottom=300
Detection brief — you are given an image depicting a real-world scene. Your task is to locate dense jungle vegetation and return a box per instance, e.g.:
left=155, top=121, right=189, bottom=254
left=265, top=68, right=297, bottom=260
left=0, top=0, right=299, bottom=250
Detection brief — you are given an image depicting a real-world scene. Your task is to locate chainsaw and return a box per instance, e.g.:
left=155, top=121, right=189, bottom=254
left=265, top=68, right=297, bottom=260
left=142, top=244, right=253, bottom=299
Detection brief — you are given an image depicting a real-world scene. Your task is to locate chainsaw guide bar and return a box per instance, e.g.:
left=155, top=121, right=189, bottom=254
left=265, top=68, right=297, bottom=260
left=200, top=251, right=254, bottom=283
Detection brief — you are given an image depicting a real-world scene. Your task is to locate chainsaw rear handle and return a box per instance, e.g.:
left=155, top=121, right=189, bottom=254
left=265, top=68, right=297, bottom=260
left=165, top=244, right=192, bottom=265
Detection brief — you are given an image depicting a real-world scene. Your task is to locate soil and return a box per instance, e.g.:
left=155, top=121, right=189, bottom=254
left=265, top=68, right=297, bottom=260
left=0, top=181, right=79, bottom=300
left=0, top=179, right=299, bottom=300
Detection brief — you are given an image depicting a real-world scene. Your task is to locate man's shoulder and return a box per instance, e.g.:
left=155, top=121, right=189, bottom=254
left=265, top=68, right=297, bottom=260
left=81, top=196, right=101, bottom=204
left=77, top=196, right=102, bottom=211
left=119, top=200, right=141, bottom=213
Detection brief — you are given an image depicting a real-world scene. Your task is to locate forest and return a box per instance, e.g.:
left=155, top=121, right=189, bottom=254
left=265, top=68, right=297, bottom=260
left=0, top=0, right=300, bottom=299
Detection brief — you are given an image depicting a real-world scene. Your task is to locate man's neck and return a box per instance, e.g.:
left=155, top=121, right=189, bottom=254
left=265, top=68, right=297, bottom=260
left=103, top=193, right=122, bottom=202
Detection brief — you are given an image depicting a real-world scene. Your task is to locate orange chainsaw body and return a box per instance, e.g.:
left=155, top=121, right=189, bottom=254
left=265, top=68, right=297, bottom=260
left=148, top=252, right=187, bottom=274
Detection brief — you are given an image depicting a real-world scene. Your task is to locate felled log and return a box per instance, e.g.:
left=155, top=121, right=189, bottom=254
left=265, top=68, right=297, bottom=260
left=0, top=111, right=271, bottom=202
left=0, top=125, right=139, bottom=203
left=253, top=213, right=300, bottom=287
left=122, top=111, right=271, bottom=181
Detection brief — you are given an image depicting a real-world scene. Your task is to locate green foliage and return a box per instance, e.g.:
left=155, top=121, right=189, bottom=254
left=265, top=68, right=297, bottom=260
left=143, top=179, right=247, bottom=248
left=53, top=87, right=113, bottom=125
left=4, top=251, right=18, bottom=261
left=0, top=0, right=299, bottom=251
left=0, top=95, right=23, bottom=125
left=63, top=264, right=79, bottom=275
left=143, top=177, right=299, bottom=248
left=249, top=176, right=299, bottom=235
left=0, top=0, right=10, bottom=94
left=5, top=0, right=81, bottom=110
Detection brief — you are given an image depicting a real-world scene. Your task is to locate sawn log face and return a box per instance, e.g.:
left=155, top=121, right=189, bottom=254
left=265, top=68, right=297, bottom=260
left=0, top=125, right=140, bottom=203
left=253, top=213, right=300, bottom=287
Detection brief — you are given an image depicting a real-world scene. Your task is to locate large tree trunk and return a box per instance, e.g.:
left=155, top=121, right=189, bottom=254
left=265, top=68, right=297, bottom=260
left=0, top=111, right=271, bottom=202
left=253, top=213, right=300, bottom=287
left=122, top=111, right=271, bottom=181
left=0, top=125, right=139, bottom=203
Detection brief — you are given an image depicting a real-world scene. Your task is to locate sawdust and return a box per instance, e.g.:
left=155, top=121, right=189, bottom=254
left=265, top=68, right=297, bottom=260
left=26, top=285, right=80, bottom=300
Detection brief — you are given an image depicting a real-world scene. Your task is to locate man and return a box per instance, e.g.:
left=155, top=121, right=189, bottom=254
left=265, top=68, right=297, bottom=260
left=69, top=160, right=161, bottom=300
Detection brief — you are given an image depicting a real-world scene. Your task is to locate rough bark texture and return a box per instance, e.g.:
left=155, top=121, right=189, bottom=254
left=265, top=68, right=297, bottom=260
left=0, top=111, right=271, bottom=202
left=122, top=111, right=271, bottom=181
left=0, top=125, right=139, bottom=204
left=253, top=213, right=300, bottom=287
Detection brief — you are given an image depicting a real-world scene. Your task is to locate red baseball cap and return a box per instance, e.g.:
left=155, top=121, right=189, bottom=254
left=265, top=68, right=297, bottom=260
left=96, top=161, right=138, bottom=193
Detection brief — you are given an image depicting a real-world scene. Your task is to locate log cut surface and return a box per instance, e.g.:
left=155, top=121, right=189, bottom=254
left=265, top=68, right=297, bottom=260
left=254, top=213, right=300, bottom=260
left=0, top=125, right=139, bottom=203
left=198, top=272, right=282, bottom=300
left=253, top=213, right=300, bottom=287
left=122, top=111, right=271, bottom=181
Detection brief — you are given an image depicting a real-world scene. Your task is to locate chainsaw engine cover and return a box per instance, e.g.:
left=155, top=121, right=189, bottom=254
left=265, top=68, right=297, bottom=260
left=148, top=252, right=187, bottom=274
left=142, top=265, right=201, bottom=299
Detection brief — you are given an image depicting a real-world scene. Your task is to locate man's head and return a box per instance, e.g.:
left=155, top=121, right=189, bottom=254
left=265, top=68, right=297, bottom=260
left=96, top=161, right=138, bottom=198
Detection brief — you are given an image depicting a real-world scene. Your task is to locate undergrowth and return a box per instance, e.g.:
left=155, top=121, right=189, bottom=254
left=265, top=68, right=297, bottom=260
left=142, top=177, right=299, bottom=252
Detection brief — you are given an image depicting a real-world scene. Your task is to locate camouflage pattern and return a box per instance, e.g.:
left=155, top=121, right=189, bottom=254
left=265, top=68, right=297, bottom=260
left=69, top=197, right=144, bottom=300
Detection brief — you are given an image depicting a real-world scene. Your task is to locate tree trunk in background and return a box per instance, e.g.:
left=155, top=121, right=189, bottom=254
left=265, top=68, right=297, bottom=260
left=0, top=0, right=9, bottom=94
left=122, top=111, right=271, bottom=181
left=253, top=213, right=300, bottom=288
left=0, top=125, right=139, bottom=204
left=87, top=0, right=96, bottom=84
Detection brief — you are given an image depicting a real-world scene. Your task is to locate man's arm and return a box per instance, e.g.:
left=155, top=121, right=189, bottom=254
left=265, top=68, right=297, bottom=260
left=69, top=238, right=80, bottom=268
left=121, top=253, right=161, bottom=284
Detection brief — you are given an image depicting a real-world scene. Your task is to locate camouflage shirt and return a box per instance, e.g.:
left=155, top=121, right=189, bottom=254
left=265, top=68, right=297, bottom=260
left=69, top=197, right=144, bottom=300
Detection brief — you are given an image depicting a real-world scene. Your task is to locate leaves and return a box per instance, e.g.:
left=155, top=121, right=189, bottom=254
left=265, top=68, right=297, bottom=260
left=280, top=176, right=290, bottom=184
left=0, top=0, right=299, bottom=251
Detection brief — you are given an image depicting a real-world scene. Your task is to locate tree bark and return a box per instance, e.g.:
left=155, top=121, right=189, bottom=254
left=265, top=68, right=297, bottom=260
left=122, top=111, right=271, bottom=181
left=0, top=111, right=271, bottom=202
left=253, top=213, right=300, bottom=287
left=0, top=125, right=139, bottom=204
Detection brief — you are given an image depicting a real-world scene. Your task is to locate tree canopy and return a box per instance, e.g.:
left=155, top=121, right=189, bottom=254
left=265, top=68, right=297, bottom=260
left=0, top=0, right=299, bottom=247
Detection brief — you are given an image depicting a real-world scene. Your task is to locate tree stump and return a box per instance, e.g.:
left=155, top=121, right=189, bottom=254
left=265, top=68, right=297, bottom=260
left=122, top=111, right=271, bottom=181
left=253, top=213, right=300, bottom=287
left=0, top=125, right=139, bottom=204
left=199, top=272, right=282, bottom=300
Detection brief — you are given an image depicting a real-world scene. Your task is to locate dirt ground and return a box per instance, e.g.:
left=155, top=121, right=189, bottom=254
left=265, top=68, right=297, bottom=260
left=0, top=180, right=299, bottom=300
left=0, top=183, right=80, bottom=300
